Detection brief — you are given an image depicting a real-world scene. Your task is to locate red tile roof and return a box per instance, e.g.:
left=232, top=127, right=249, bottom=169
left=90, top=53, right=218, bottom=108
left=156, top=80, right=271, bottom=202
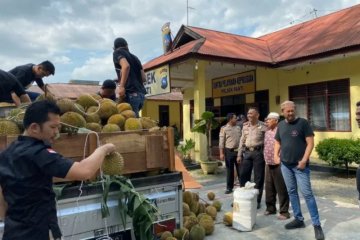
left=144, top=4, right=360, bottom=70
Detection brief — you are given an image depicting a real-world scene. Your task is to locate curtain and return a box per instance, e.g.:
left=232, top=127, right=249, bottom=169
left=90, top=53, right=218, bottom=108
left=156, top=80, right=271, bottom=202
left=329, top=95, right=350, bottom=131
left=293, top=99, right=307, bottom=119
left=309, top=96, right=327, bottom=130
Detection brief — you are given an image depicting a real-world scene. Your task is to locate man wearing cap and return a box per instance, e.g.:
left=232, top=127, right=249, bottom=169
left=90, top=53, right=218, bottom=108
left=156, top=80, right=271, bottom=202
left=98, top=79, right=117, bottom=101
left=113, top=37, right=146, bottom=117
left=237, top=107, right=267, bottom=209
left=263, top=112, right=290, bottom=220
left=8, top=60, right=55, bottom=101
left=274, top=100, right=324, bottom=240
left=219, top=113, right=242, bottom=194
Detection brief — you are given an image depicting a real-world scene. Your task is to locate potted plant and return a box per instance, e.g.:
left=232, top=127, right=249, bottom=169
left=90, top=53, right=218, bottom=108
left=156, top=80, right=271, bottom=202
left=191, top=111, right=219, bottom=174
left=177, top=138, right=196, bottom=164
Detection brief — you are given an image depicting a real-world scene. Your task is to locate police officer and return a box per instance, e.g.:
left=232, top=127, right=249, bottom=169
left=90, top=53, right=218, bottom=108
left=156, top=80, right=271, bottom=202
left=237, top=107, right=267, bottom=209
left=0, top=100, right=115, bottom=240
left=0, top=69, right=31, bottom=106
left=219, top=113, right=241, bottom=194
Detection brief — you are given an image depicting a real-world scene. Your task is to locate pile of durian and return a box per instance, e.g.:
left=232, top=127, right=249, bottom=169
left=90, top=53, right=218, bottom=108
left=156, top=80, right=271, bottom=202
left=2, top=93, right=158, bottom=135
left=159, top=190, right=227, bottom=240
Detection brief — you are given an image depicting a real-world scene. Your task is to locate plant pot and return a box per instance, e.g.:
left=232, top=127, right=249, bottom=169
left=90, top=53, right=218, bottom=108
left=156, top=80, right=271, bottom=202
left=200, top=161, right=218, bottom=175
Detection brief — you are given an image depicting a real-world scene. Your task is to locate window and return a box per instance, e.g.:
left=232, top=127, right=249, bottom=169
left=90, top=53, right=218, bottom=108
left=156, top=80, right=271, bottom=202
left=289, top=79, right=350, bottom=131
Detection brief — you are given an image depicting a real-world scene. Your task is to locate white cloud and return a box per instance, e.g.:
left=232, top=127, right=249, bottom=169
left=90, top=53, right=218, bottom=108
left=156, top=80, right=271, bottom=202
left=71, top=54, right=115, bottom=81
left=54, top=56, right=72, bottom=64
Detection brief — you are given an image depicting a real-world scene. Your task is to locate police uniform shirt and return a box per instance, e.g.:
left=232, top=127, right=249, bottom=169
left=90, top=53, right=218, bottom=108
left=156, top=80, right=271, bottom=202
left=219, top=124, right=241, bottom=149
left=0, top=136, right=74, bottom=240
left=8, top=64, right=45, bottom=89
left=237, top=121, right=267, bottom=156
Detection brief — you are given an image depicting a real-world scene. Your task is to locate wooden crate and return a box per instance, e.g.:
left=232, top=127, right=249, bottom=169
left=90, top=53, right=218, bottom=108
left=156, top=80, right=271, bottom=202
left=0, top=128, right=175, bottom=175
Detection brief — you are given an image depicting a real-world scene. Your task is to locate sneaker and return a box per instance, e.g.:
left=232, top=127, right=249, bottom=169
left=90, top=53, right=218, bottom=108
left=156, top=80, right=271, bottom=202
left=314, top=225, right=325, bottom=240
left=225, top=189, right=233, bottom=194
left=285, top=219, right=305, bottom=229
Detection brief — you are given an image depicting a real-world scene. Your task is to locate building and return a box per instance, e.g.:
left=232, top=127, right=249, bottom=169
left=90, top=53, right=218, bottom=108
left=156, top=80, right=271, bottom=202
left=144, top=4, right=360, bottom=161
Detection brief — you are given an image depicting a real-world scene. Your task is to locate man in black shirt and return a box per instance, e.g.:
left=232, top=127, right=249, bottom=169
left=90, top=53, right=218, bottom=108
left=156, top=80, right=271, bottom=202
left=8, top=60, right=55, bottom=101
left=98, top=79, right=117, bottom=101
left=274, top=100, right=324, bottom=240
left=0, top=100, right=115, bottom=240
left=0, top=69, right=31, bottom=106
left=113, top=37, right=146, bottom=117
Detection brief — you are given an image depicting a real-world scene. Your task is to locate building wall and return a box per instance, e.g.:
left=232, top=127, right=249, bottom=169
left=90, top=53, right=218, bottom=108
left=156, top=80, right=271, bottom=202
left=257, top=54, right=360, bottom=156
left=142, top=100, right=181, bottom=129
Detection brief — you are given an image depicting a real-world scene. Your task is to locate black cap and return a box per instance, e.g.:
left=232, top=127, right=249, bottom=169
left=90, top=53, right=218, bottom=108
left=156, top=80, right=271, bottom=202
left=114, top=37, right=128, bottom=49
left=102, top=79, right=117, bottom=89
left=39, top=60, right=55, bottom=75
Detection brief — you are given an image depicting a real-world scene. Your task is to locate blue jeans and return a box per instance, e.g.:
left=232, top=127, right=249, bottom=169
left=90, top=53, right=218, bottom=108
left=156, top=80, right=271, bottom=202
left=26, top=91, right=40, bottom=101
left=125, top=92, right=145, bottom=118
left=281, top=164, right=321, bottom=226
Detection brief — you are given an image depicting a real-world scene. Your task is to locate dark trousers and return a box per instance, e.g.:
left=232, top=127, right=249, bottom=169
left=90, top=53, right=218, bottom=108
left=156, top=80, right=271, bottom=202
left=357, top=167, right=360, bottom=200
left=225, top=148, right=241, bottom=191
left=265, top=164, right=290, bottom=214
left=240, top=150, right=265, bottom=204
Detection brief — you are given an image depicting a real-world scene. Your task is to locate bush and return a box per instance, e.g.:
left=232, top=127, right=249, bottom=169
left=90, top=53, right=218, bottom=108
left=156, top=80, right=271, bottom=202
left=315, top=138, right=360, bottom=174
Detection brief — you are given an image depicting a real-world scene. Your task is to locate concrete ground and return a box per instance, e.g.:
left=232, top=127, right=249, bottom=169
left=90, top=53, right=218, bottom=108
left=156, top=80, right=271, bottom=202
left=188, top=165, right=360, bottom=240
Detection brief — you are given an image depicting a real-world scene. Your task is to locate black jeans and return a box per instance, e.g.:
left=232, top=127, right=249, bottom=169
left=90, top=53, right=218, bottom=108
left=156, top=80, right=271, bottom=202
left=265, top=164, right=289, bottom=215
left=240, top=150, right=265, bottom=204
left=225, top=148, right=241, bottom=191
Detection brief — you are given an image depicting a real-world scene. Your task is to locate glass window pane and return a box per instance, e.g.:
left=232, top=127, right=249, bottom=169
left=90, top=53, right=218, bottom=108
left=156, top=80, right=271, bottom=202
left=329, top=95, right=350, bottom=131
left=309, top=96, right=327, bottom=130
left=293, top=99, right=307, bottom=119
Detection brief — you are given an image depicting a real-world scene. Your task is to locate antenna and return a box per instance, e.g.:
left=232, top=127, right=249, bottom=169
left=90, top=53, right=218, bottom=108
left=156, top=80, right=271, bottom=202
left=186, top=0, right=195, bottom=26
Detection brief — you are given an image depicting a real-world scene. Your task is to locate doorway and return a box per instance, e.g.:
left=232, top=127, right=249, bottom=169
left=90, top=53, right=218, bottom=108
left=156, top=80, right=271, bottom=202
left=158, top=105, right=170, bottom=127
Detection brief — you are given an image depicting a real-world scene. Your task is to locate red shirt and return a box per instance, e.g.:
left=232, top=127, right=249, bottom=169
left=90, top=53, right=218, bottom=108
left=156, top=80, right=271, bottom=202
left=264, top=127, right=277, bottom=165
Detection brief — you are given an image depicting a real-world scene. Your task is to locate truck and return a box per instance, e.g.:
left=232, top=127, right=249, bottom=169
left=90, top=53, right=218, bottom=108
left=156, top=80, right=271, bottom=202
left=0, top=128, right=183, bottom=240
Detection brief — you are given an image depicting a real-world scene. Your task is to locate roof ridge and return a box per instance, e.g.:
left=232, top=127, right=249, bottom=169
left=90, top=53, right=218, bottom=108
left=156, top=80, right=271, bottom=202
left=259, top=4, right=360, bottom=38
left=188, top=26, right=267, bottom=42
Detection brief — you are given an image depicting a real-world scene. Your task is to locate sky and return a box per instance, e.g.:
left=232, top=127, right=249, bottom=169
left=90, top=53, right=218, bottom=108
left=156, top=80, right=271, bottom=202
left=0, top=0, right=359, bottom=84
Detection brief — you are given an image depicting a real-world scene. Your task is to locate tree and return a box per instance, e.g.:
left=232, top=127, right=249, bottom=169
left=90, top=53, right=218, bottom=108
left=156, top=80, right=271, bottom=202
left=191, top=111, right=219, bottom=161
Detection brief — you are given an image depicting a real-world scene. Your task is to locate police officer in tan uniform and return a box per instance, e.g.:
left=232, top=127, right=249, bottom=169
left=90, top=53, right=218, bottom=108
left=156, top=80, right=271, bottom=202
left=237, top=107, right=267, bottom=208
left=219, top=113, right=242, bottom=194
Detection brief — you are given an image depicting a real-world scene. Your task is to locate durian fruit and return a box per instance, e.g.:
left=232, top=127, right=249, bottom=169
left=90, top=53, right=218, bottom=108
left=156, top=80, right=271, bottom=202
left=56, top=98, right=76, bottom=114
left=190, top=202, right=200, bottom=215
left=183, top=216, right=198, bottom=231
left=189, top=224, right=205, bottom=240
left=87, top=106, right=99, bottom=114
left=60, top=112, right=86, bottom=133
left=140, top=117, right=158, bottom=129
left=197, top=213, right=207, bottom=222
left=73, top=103, right=86, bottom=116
left=121, top=109, right=136, bottom=119
left=199, top=214, right=214, bottom=235
left=0, top=120, right=21, bottom=135
left=183, top=216, right=190, bottom=225
left=102, top=151, right=124, bottom=175
left=183, top=191, right=193, bottom=206
left=107, top=114, right=126, bottom=130
left=207, top=192, right=215, bottom=201
left=76, top=94, right=99, bottom=110
left=165, top=237, right=177, bottom=240
left=101, top=124, right=121, bottom=133
left=85, top=123, right=102, bottom=132
left=183, top=202, right=191, bottom=216
left=85, top=113, right=101, bottom=124
left=7, top=108, right=25, bottom=123
left=212, top=200, right=222, bottom=212
left=124, top=118, right=142, bottom=131
left=90, top=94, right=102, bottom=101
left=197, top=203, right=206, bottom=214
left=192, top=192, right=199, bottom=202
left=173, top=228, right=189, bottom=240
left=35, top=93, right=56, bottom=103
left=98, top=100, right=118, bottom=120
left=160, top=231, right=172, bottom=240
left=223, top=212, right=233, bottom=226
left=189, top=212, right=196, bottom=218
left=205, top=206, right=217, bottom=220
left=116, top=102, right=132, bottom=113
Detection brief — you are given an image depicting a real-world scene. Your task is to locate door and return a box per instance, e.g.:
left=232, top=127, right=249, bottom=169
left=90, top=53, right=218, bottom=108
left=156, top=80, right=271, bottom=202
left=159, top=105, right=170, bottom=127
